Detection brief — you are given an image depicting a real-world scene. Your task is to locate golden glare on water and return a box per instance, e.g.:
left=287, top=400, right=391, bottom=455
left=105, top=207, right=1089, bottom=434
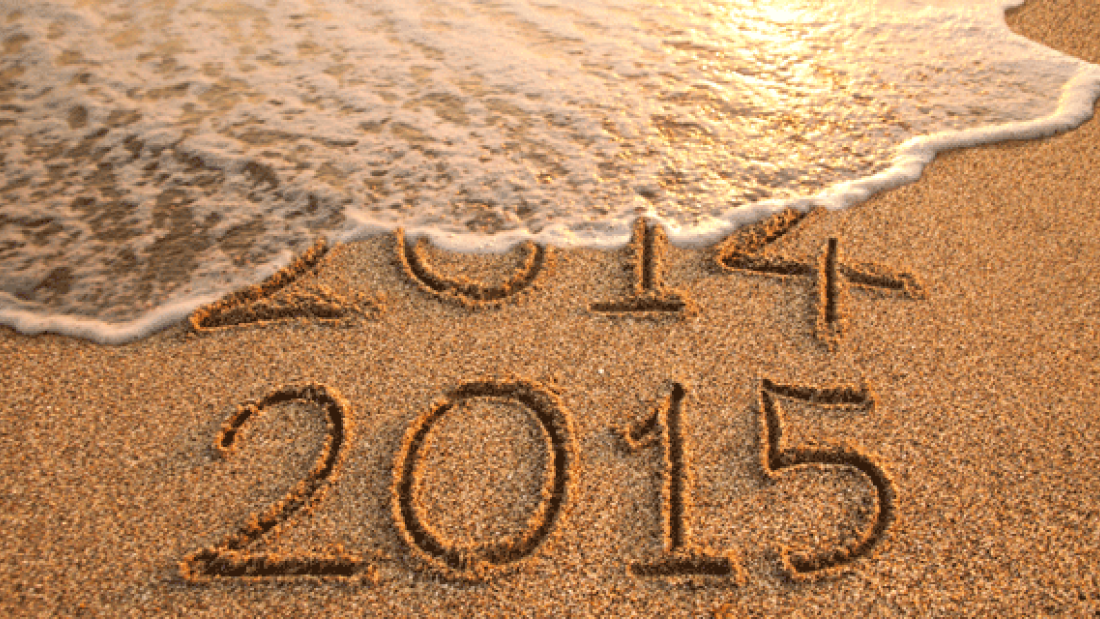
left=0, top=0, right=1093, bottom=328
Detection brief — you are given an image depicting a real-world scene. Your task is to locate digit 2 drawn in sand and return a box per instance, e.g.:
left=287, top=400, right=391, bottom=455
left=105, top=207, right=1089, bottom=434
left=590, top=218, right=697, bottom=317
left=716, top=208, right=924, bottom=348
left=180, top=384, right=376, bottom=583
left=395, top=230, right=551, bottom=307
left=616, top=382, right=745, bottom=582
left=189, top=240, right=376, bottom=332
left=392, top=378, right=575, bottom=581
left=757, top=378, right=896, bottom=580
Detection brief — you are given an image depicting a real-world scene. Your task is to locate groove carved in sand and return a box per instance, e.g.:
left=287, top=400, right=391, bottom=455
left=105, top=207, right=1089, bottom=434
left=716, top=208, right=925, bottom=348
left=757, top=378, right=896, bottom=581
left=180, top=383, right=376, bottom=583
left=395, top=230, right=551, bottom=307
left=590, top=218, right=697, bottom=317
left=391, top=377, right=575, bottom=582
left=615, top=381, right=745, bottom=583
left=189, top=240, right=377, bottom=332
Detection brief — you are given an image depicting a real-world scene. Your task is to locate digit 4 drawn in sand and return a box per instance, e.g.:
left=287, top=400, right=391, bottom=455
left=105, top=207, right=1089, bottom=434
left=615, top=381, right=745, bottom=582
left=716, top=208, right=925, bottom=348
left=756, top=378, right=896, bottom=580
left=180, top=384, right=377, bottom=583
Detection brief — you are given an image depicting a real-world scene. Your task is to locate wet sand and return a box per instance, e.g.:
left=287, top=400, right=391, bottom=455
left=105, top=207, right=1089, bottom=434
left=1, top=0, right=1098, bottom=615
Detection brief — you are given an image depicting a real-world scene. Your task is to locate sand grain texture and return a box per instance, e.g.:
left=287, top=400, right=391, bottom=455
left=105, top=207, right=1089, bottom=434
left=2, top=0, right=1099, bottom=615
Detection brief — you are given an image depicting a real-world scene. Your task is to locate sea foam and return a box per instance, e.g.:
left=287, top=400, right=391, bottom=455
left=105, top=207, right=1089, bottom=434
left=0, top=0, right=1097, bottom=343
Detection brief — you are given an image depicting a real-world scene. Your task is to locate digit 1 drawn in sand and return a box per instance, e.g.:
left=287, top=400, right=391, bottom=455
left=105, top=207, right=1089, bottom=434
left=189, top=240, right=377, bottom=332
left=590, top=218, right=697, bottom=317
left=716, top=208, right=925, bottom=348
left=816, top=237, right=845, bottom=346
left=180, top=384, right=376, bottom=583
left=392, top=378, right=575, bottom=582
left=615, top=382, right=745, bottom=582
left=756, top=378, right=896, bottom=580
left=395, top=230, right=551, bottom=307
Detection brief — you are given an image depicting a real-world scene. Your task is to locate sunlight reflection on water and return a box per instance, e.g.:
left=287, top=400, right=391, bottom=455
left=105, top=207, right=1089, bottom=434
left=0, top=0, right=1094, bottom=335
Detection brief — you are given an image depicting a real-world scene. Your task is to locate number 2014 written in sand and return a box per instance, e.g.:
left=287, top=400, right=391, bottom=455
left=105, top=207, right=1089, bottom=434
left=179, top=377, right=895, bottom=585
left=189, top=208, right=925, bottom=349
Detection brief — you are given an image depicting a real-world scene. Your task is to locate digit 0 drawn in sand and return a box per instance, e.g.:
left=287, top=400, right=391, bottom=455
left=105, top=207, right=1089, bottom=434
left=590, top=218, right=697, bottom=317
left=189, top=240, right=378, bottom=332
left=716, top=208, right=925, bottom=348
left=756, top=378, right=896, bottom=581
left=391, top=378, right=575, bottom=582
left=615, top=381, right=745, bottom=583
left=180, top=384, right=376, bottom=583
left=395, top=230, right=551, bottom=307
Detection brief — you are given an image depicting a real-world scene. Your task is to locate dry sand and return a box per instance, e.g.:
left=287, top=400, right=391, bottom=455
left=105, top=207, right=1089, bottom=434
left=2, top=0, right=1098, bottom=615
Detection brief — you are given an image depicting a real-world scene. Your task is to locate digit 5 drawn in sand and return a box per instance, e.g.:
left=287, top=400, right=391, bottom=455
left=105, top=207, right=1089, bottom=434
left=395, top=230, right=551, bottom=307
left=615, top=382, right=745, bottom=582
left=716, top=208, right=924, bottom=348
left=590, top=218, right=697, bottom=317
left=180, top=384, right=376, bottom=583
left=392, top=378, right=575, bottom=582
left=756, top=378, right=896, bottom=580
left=189, top=240, right=377, bottom=332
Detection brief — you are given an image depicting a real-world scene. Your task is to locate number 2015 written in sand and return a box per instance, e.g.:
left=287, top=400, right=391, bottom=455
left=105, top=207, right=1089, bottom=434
left=180, top=376, right=896, bottom=585
left=181, top=209, right=911, bottom=585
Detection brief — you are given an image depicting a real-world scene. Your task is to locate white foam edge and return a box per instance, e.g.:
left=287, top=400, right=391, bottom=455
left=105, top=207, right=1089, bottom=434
left=4, top=66, right=1098, bottom=346
left=805, top=64, right=1100, bottom=211
left=0, top=292, right=222, bottom=345
left=0, top=252, right=294, bottom=345
left=346, top=64, right=1100, bottom=254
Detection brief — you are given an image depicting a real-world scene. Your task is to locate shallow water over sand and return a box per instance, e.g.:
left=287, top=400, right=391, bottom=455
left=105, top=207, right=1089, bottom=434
left=0, top=0, right=1097, bottom=340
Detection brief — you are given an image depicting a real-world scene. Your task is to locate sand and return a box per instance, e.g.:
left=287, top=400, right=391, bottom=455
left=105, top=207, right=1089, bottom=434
left=2, top=0, right=1098, bottom=615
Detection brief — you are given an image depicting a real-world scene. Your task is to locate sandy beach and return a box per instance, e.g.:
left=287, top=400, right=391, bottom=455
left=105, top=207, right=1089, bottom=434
left=2, top=0, right=1098, bottom=615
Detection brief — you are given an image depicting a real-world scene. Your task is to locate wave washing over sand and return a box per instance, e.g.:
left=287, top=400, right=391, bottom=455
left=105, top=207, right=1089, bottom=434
left=0, top=0, right=1098, bottom=342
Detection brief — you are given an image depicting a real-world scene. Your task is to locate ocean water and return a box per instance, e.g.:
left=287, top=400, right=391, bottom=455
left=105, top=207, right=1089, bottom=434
left=1, top=0, right=1098, bottom=342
